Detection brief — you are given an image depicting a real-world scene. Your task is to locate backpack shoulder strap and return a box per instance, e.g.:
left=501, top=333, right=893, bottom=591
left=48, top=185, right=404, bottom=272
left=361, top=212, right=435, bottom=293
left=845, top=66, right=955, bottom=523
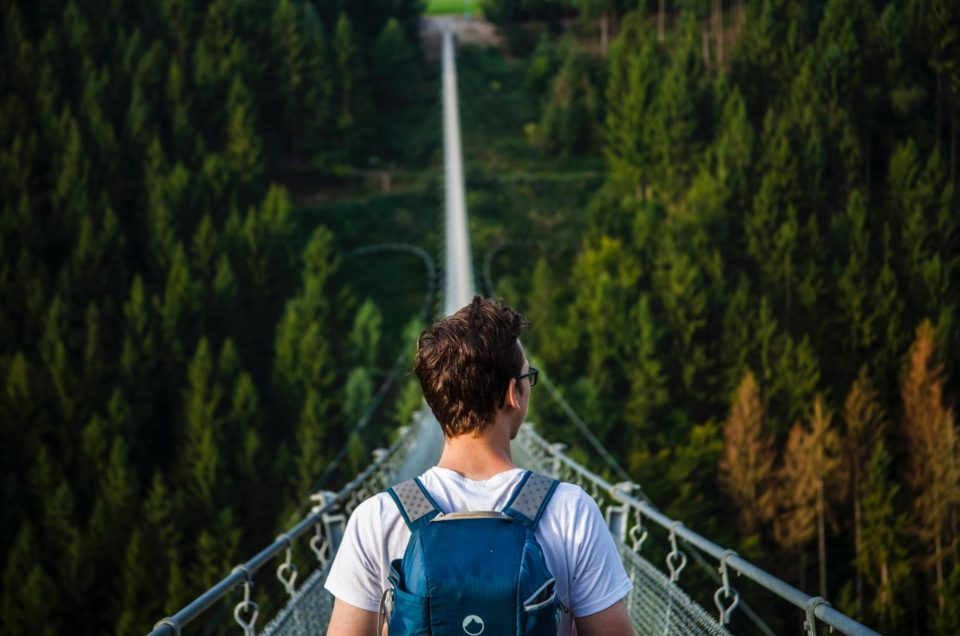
left=387, top=478, right=441, bottom=530
left=502, top=471, right=559, bottom=531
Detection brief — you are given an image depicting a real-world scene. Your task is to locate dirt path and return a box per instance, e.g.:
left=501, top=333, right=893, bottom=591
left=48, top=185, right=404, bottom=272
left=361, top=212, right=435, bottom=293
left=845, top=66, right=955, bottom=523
left=420, top=15, right=501, bottom=60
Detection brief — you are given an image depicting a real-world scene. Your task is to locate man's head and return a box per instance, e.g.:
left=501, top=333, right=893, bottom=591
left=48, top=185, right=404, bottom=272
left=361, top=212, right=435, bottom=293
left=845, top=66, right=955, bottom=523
left=414, top=296, right=529, bottom=437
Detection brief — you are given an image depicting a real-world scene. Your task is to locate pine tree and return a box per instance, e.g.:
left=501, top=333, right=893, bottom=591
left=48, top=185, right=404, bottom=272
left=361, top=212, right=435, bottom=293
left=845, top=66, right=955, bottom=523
left=142, top=472, right=183, bottom=618
left=180, top=337, right=223, bottom=515
left=537, top=37, right=601, bottom=157
left=649, top=12, right=706, bottom=198
left=349, top=298, right=383, bottom=370
left=39, top=295, right=75, bottom=424
left=274, top=225, right=341, bottom=404
left=115, top=528, right=150, bottom=635
left=842, top=368, right=886, bottom=615
left=623, top=294, right=669, bottom=454
left=858, top=441, right=909, bottom=631
left=776, top=419, right=818, bottom=591
left=901, top=320, right=959, bottom=614
left=224, top=75, right=263, bottom=194
left=835, top=190, right=876, bottom=365
left=651, top=234, right=709, bottom=403
left=333, top=12, right=372, bottom=161
left=603, top=12, right=662, bottom=200
left=165, top=58, right=193, bottom=158
left=370, top=15, right=418, bottom=156
left=294, top=390, right=332, bottom=499
left=270, top=0, right=306, bottom=147
left=343, top=367, right=373, bottom=427
left=718, top=372, right=775, bottom=536
left=2, top=524, right=60, bottom=635
left=161, top=243, right=201, bottom=361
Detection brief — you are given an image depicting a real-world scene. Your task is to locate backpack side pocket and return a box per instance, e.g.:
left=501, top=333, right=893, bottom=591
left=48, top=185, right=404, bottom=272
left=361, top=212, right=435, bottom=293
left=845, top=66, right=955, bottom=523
left=521, top=577, right=558, bottom=635
left=388, top=587, right=431, bottom=636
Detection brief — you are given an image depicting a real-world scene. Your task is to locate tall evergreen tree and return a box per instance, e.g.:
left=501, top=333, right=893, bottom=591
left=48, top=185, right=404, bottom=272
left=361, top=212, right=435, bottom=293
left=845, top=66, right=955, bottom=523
left=858, top=441, right=909, bottom=631
left=842, top=368, right=886, bottom=615
left=333, top=12, right=372, bottom=161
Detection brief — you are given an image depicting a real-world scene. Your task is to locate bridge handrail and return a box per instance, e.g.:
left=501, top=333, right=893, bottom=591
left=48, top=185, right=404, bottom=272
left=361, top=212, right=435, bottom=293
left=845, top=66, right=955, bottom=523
left=147, top=424, right=417, bottom=636
left=521, top=426, right=881, bottom=636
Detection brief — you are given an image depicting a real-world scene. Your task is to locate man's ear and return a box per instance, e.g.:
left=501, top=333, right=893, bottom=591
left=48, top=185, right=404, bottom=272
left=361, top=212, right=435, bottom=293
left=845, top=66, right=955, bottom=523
left=504, top=378, right=520, bottom=410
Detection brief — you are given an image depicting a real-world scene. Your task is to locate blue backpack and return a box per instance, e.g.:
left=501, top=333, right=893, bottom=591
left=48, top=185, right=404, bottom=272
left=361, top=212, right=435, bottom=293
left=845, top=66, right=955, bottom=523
left=381, top=470, right=561, bottom=636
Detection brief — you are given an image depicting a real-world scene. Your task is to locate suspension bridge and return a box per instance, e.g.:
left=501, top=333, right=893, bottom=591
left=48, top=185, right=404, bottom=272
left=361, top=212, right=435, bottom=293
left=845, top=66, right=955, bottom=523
left=148, top=30, right=881, bottom=636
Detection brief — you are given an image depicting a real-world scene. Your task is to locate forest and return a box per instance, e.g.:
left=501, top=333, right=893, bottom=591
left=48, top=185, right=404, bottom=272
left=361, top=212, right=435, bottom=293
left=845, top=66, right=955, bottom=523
left=479, top=0, right=959, bottom=633
left=1, top=0, right=958, bottom=634
left=0, top=0, right=426, bottom=633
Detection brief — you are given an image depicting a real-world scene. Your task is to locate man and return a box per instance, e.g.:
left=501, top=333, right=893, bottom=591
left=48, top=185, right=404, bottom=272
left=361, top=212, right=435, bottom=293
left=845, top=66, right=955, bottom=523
left=325, top=296, right=634, bottom=635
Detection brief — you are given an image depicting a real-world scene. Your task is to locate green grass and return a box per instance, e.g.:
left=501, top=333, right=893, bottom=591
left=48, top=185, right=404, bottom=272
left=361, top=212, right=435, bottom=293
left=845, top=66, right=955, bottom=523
left=425, top=0, right=483, bottom=16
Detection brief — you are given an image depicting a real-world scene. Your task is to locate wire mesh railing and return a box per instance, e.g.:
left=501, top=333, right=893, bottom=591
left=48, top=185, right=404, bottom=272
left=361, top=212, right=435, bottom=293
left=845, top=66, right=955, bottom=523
left=514, top=425, right=882, bottom=636
left=146, top=415, right=423, bottom=636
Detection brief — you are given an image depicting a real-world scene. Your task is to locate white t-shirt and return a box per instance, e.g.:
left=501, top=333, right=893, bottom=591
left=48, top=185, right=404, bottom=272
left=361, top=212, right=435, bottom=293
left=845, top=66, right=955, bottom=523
left=324, top=467, right=632, bottom=635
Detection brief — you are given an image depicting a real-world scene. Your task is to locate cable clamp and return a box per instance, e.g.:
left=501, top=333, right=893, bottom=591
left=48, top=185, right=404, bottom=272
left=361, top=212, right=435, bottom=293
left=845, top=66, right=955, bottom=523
left=804, top=596, right=831, bottom=636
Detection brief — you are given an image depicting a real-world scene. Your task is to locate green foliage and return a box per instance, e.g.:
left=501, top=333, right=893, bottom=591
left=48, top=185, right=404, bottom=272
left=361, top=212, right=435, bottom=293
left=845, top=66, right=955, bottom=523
left=499, top=2, right=960, bottom=631
left=0, top=0, right=428, bottom=631
left=333, top=13, right=373, bottom=162
left=534, top=37, right=602, bottom=156
left=857, top=441, right=910, bottom=631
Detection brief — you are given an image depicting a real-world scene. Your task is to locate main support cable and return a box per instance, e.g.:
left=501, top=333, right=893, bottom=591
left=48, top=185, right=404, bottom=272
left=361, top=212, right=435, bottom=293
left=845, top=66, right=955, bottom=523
left=442, top=29, right=475, bottom=314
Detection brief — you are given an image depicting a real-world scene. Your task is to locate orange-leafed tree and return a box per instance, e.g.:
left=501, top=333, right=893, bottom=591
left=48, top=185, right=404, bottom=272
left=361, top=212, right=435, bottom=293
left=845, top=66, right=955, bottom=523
left=901, top=320, right=959, bottom=614
left=776, top=396, right=845, bottom=597
left=719, top=371, right=776, bottom=537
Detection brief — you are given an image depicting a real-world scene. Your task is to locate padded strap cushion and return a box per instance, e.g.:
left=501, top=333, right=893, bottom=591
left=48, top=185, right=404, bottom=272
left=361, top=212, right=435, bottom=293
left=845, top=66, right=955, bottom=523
left=388, top=479, right=439, bottom=529
left=503, top=471, right=559, bottom=531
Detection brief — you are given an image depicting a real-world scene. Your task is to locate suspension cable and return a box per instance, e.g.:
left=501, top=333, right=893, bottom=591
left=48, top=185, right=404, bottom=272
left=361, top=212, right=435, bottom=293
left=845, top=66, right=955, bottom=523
left=293, top=244, right=437, bottom=516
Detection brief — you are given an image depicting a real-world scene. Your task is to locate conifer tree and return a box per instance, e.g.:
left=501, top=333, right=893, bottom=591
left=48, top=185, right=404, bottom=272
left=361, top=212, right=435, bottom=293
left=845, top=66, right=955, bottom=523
left=858, top=441, right=909, bottom=631
left=604, top=12, right=662, bottom=199
left=294, top=390, right=332, bottom=499
left=2, top=524, right=60, bottom=636
left=224, top=76, right=263, bottom=195
left=160, top=243, right=201, bottom=360
left=901, top=320, right=959, bottom=614
left=270, top=0, right=307, bottom=145
left=372, top=18, right=416, bottom=115
left=537, top=38, right=601, bottom=157
left=116, top=528, right=150, bottom=635
left=344, top=367, right=373, bottom=427
left=624, top=294, right=669, bottom=452
left=842, top=368, right=886, bottom=614
left=333, top=12, right=372, bottom=161
left=165, top=58, right=193, bottom=158
left=274, top=225, right=341, bottom=404
left=776, top=419, right=818, bottom=590
left=349, top=298, right=383, bottom=370
left=40, top=295, right=75, bottom=424
left=652, top=235, right=709, bottom=402
left=718, top=372, right=775, bottom=536
left=180, top=337, right=222, bottom=516
left=142, top=472, right=183, bottom=618
left=649, top=12, right=705, bottom=197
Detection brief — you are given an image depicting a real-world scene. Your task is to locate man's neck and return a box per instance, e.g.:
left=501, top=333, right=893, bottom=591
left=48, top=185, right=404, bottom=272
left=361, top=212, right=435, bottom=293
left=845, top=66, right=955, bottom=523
left=436, top=423, right=517, bottom=481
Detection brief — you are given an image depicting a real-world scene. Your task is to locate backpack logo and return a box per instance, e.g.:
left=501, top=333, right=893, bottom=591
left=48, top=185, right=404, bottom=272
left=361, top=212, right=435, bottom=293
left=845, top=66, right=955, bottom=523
left=462, top=615, right=485, bottom=635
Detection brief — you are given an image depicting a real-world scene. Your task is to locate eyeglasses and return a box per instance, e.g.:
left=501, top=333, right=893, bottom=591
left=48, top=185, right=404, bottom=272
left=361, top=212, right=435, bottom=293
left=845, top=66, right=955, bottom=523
left=516, top=367, right=538, bottom=387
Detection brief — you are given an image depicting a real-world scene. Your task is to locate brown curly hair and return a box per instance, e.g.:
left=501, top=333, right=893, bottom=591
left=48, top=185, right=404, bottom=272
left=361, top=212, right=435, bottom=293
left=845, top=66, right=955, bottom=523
left=413, top=296, right=528, bottom=437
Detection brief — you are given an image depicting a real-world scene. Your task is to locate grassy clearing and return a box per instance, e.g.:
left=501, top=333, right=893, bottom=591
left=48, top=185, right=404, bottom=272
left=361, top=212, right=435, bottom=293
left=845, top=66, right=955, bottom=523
left=425, top=0, right=483, bottom=16
left=454, top=43, right=602, bottom=292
